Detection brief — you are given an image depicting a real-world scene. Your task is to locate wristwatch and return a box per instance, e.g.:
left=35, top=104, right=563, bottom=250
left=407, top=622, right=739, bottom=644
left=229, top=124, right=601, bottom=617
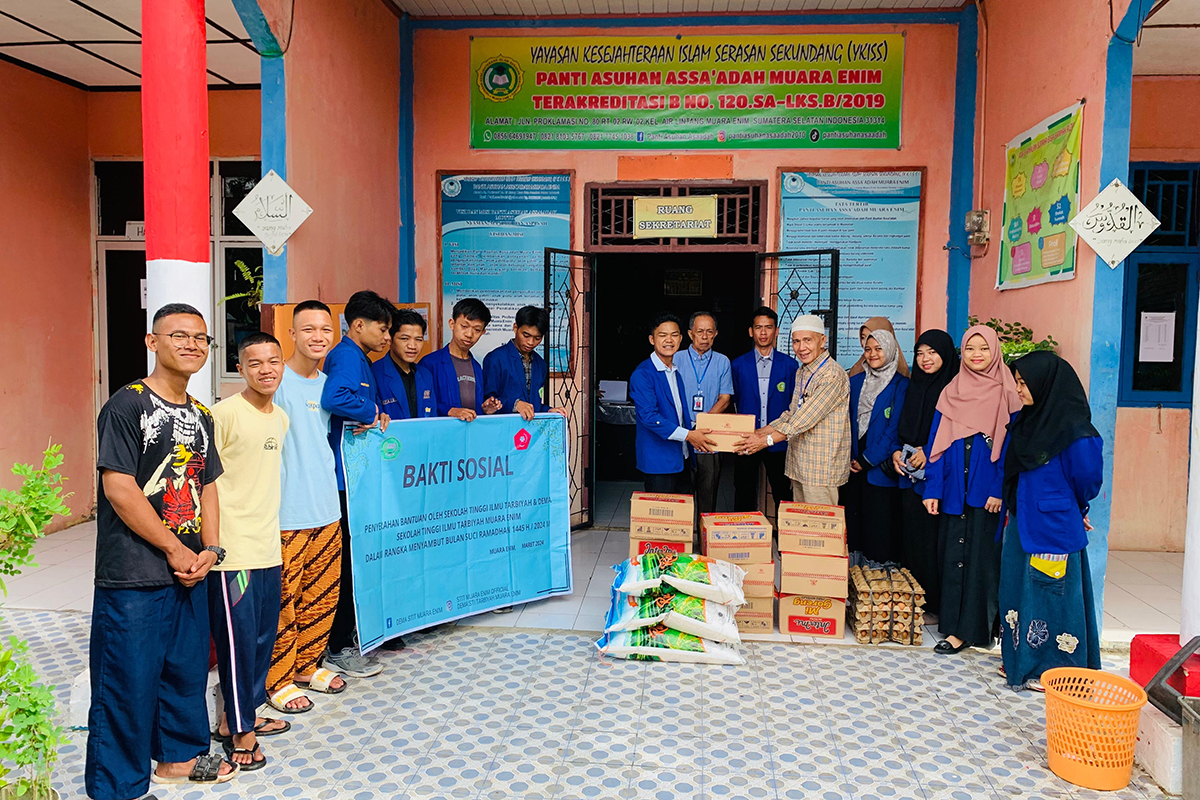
left=203, top=545, right=226, bottom=566
left=765, top=434, right=775, bottom=447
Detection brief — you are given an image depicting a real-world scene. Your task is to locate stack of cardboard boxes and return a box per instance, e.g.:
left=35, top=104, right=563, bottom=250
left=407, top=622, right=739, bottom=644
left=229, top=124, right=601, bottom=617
left=775, top=502, right=850, bottom=640
left=628, top=492, right=694, bottom=559
left=699, top=512, right=774, bottom=633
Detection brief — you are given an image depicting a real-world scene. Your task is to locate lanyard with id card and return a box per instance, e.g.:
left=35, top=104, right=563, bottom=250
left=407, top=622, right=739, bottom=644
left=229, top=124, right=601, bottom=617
left=689, top=351, right=712, bottom=414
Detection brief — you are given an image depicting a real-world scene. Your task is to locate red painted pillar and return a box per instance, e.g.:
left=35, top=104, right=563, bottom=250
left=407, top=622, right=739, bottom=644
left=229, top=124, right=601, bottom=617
left=141, top=0, right=213, bottom=403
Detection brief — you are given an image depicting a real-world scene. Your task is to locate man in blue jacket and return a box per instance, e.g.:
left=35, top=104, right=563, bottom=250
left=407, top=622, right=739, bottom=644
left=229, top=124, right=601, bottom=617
left=418, top=298, right=502, bottom=421
left=374, top=308, right=437, bottom=421
left=629, top=313, right=717, bottom=494
left=731, top=307, right=799, bottom=514
left=483, top=306, right=565, bottom=421
left=320, top=290, right=392, bottom=678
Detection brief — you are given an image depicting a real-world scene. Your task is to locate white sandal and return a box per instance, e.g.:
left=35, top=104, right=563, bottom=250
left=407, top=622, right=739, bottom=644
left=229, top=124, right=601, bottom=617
left=267, top=683, right=313, bottom=713
left=296, top=667, right=346, bottom=695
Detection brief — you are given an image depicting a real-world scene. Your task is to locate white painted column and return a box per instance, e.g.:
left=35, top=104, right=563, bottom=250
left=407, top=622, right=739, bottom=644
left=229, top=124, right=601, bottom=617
left=1180, top=310, right=1200, bottom=643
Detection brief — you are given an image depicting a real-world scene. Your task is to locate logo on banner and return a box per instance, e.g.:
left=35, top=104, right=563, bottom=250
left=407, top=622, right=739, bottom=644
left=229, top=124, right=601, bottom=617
left=514, top=429, right=532, bottom=451
left=381, top=437, right=401, bottom=460
left=478, top=55, right=523, bottom=102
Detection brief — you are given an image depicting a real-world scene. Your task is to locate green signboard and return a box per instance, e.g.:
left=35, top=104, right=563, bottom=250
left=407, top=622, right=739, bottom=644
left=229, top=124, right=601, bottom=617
left=470, top=34, right=904, bottom=150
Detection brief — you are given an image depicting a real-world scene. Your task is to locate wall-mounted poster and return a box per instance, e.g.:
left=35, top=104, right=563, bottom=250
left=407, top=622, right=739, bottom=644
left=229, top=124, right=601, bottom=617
left=996, top=103, right=1083, bottom=290
left=779, top=170, right=922, bottom=368
left=439, top=173, right=570, bottom=361
left=470, top=34, right=904, bottom=150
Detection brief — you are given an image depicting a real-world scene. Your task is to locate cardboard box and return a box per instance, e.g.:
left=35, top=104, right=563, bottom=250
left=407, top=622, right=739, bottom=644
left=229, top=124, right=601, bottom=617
left=630, top=492, right=694, bottom=524
left=630, top=518, right=693, bottom=542
left=694, top=413, right=756, bottom=453
left=779, top=594, right=846, bottom=639
left=778, top=547, right=849, bottom=598
left=629, top=536, right=694, bottom=560
left=740, top=561, right=775, bottom=598
left=734, top=595, right=775, bottom=634
left=777, top=502, right=847, bottom=555
left=700, top=513, right=772, bottom=565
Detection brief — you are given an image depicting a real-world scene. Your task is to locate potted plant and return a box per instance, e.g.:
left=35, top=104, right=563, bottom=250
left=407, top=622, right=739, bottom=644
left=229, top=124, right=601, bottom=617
left=0, top=442, right=71, bottom=800
left=967, top=315, right=1058, bottom=364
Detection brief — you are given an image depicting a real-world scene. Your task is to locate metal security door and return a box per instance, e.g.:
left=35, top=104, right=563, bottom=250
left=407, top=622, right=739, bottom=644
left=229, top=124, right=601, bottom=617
left=757, top=249, right=841, bottom=359
left=544, top=248, right=596, bottom=529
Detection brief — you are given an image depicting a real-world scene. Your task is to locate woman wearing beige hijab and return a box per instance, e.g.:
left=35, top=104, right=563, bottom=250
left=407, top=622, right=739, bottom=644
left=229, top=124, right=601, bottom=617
left=848, top=317, right=910, bottom=378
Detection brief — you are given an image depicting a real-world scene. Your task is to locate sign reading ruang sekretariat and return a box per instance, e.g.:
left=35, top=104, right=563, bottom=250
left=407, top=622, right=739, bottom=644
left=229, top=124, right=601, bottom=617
left=470, top=34, right=904, bottom=150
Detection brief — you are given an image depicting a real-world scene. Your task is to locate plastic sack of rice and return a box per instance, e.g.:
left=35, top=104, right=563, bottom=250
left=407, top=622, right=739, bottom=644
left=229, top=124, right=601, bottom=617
left=604, top=585, right=741, bottom=644
left=595, top=624, right=745, bottom=665
left=612, top=552, right=746, bottom=606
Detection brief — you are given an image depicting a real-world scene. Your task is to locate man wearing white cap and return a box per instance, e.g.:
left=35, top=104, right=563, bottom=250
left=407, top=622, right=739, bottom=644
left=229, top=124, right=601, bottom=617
left=736, top=314, right=850, bottom=507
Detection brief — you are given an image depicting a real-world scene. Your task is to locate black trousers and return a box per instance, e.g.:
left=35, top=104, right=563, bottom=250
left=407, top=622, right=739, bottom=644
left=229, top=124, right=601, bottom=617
left=692, top=453, right=721, bottom=516
left=327, top=490, right=357, bottom=653
left=733, top=449, right=791, bottom=514
left=643, top=470, right=693, bottom=495
left=901, top=487, right=941, bottom=615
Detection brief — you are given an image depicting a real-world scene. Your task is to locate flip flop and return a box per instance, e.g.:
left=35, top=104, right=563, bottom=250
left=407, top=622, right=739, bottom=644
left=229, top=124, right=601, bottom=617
left=222, top=739, right=267, bottom=772
left=212, top=718, right=290, bottom=743
left=150, top=753, right=239, bottom=785
left=267, top=683, right=314, bottom=713
left=295, top=667, right=346, bottom=695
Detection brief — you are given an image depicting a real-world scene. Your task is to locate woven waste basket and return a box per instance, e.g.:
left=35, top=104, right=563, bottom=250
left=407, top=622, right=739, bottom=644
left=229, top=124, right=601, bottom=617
left=1042, top=667, right=1147, bottom=791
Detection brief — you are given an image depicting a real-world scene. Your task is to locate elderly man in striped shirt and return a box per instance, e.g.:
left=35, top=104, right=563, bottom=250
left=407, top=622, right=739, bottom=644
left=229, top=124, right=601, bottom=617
left=735, top=314, right=850, bottom=507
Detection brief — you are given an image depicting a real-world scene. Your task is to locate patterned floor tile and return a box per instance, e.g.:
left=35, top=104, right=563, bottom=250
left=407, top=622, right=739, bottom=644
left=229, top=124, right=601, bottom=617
left=631, top=732, right=704, bottom=769
left=548, top=761, right=630, bottom=800
left=699, top=767, right=779, bottom=800
left=625, top=766, right=706, bottom=800
left=563, top=727, right=637, bottom=766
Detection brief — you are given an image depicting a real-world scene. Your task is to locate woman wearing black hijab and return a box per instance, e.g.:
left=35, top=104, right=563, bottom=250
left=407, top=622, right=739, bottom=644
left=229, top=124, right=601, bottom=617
left=999, top=351, right=1103, bottom=691
left=891, top=330, right=958, bottom=615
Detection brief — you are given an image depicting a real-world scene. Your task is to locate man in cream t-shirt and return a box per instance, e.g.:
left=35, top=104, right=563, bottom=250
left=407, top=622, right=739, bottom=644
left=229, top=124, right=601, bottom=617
left=209, top=332, right=290, bottom=772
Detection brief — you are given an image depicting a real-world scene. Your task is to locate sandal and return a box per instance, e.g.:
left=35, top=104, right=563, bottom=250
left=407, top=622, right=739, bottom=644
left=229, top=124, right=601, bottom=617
left=213, top=717, right=291, bottom=743
left=268, top=683, right=314, bottom=713
left=1027, top=679, right=1045, bottom=693
left=150, top=753, right=239, bottom=785
left=222, top=739, right=267, bottom=772
left=295, top=667, right=346, bottom=695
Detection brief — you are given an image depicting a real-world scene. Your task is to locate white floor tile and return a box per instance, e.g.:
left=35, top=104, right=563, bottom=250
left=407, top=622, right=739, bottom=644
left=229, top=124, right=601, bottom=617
left=526, top=594, right=584, bottom=616
left=514, top=611, right=578, bottom=630
left=4, top=565, right=93, bottom=602
left=458, top=611, right=520, bottom=628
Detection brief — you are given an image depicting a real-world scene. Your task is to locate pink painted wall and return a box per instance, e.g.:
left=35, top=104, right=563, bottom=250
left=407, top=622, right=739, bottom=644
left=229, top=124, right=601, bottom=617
left=277, top=0, right=401, bottom=302
left=1130, top=76, right=1200, bottom=163
left=1110, top=407, right=1188, bottom=551
left=411, top=22, right=961, bottom=345
left=88, top=90, right=261, bottom=158
left=969, top=0, right=1133, bottom=385
left=0, top=61, right=95, bottom=528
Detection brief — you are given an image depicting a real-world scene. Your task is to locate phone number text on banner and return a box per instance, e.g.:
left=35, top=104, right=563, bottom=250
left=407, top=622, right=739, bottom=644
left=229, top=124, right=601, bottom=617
left=342, top=414, right=573, bottom=650
left=470, top=34, right=904, bottom=150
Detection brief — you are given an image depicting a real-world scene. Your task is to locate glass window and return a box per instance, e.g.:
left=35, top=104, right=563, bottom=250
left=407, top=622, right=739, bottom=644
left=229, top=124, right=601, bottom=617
left=1120, top=255, right=1199, bottom=406
left=95, top=162, right=145, bottom=236
left=221, top=246, right=264, bottom=375
left=220, top=161, right=262, bottom=237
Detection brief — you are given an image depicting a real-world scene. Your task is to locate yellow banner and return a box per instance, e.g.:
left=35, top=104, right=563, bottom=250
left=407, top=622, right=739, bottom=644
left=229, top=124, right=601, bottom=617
left=633, top=195, right=718, bottom=239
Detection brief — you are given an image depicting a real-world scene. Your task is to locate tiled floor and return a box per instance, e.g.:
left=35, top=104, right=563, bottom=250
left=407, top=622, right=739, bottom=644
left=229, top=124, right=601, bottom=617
left=2, top=608, right=1172, bottom=800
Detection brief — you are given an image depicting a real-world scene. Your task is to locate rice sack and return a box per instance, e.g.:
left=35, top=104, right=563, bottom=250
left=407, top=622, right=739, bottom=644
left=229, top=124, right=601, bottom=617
left=595, top=625, right=745, bottom=665
left=604, top=585, right=741, bottom=644
left=612, top=553, right=746, bottom=605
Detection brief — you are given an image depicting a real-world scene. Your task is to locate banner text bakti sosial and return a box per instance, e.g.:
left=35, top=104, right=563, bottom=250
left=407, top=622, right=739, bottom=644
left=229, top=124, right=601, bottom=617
left=470, top=34, right=904, bottom=150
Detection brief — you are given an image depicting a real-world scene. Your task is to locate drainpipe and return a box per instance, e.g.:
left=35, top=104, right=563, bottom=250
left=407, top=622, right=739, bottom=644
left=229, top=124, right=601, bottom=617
left=141, top=0, right=214, bottom=405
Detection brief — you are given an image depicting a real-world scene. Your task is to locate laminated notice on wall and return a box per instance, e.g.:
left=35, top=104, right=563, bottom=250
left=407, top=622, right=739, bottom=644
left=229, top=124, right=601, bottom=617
left=1139, top=311, right=1175, bottom=363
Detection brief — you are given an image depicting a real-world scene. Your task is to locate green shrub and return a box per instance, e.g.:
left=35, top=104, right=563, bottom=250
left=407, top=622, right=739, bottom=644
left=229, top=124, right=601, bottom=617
left=967, top=316, right=1059, bottom=365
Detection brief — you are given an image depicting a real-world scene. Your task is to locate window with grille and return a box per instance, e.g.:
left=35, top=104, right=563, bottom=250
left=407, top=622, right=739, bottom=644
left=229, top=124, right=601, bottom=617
left=586, top=182, right=765, bottom=251
left=1130, top=165, right=1199, bottom=249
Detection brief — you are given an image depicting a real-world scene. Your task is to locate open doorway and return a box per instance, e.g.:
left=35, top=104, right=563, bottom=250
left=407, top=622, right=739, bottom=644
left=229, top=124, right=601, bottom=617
left=593, top=250, right=758, bottom=521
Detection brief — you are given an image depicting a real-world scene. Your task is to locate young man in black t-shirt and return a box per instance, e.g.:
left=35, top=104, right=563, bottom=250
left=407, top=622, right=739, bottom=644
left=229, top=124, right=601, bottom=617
left=86, top=304, right=237, bottom=799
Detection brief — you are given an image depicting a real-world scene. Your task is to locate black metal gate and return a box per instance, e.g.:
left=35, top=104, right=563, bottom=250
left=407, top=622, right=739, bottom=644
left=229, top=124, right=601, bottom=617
left=544, top=248, right=596, bottom=529
left=757, top=249, right=841, bottom=359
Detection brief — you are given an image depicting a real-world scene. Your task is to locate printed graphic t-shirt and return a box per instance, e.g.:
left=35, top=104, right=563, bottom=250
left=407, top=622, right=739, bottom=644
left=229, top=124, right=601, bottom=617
left=275, top=366, right=341, bottom=530
left=95, top=382, right=223, bottom=588
left=452, top=353, right=476, bottom=411
left=212, top=393, right=289, bottom=571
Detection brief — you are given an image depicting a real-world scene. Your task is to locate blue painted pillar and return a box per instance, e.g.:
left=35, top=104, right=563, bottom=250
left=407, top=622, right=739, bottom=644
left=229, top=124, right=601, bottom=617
left=1086, top=4, right=1146, bottom=632
left=398, top=13, right=416, bottom=303
left=946, top=5, right=978, bottom=343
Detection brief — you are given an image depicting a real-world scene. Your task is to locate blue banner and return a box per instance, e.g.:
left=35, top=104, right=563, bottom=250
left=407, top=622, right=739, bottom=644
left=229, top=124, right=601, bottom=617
left=341, top=414, right=573, bottom=649
left=440, top=173, right=571, bottom=364
left=779, top=170, right=922, bottom=367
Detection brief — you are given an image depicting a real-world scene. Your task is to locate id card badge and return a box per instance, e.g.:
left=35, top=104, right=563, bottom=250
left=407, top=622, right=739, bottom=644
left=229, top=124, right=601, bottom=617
left=692, top=393, right=705, bottom=412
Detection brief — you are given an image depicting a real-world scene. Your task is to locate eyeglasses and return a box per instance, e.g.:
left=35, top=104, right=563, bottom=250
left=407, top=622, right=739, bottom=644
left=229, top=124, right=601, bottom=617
left=154, top=332, right=215, bottom=348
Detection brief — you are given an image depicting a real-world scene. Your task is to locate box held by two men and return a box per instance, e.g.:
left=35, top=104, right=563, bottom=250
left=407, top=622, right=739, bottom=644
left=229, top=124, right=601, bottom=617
left=734, top=595, right=775, bottom=634
left=628, top=536, right=694, bottom=560
left=777, top=502, right=847, bottom=556
left=777, top=546, right=849, bottom=598
left=740, top=561, right=775, bottom=598
left=700, top=512, right=772, bottom=565
left=779, top=594, right=846, bottom=640
left=630, top=492, right=694, bottom=525
left=694, top=413, right=756, bottom=453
